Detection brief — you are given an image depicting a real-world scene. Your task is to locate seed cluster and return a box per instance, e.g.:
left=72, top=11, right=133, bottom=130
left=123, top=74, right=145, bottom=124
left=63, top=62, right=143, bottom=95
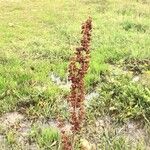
left=68, top=17, right=92, bottom=133
left=58, top=18, right=92, bottom=150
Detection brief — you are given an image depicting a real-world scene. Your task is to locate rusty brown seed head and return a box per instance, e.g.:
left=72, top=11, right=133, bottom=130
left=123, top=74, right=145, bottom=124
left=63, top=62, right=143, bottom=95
left=68, top=17, right=92, bottom=133
left=59, top=17, right=92, bottom=150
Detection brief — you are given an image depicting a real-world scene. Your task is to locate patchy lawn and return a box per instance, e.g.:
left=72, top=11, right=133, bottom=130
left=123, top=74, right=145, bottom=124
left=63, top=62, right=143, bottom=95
left=0, top=0, right=150, bottom=149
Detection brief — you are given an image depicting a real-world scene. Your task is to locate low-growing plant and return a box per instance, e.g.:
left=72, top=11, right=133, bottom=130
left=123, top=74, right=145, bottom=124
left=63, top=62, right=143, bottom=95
left=88, top=74, right=150, bottom=122
left=29, top=126, right=60, bottom=149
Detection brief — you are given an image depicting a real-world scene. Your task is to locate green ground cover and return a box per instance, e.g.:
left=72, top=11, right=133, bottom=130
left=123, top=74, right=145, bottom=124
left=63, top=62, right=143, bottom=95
left=0, top=0, right=150, bottom=149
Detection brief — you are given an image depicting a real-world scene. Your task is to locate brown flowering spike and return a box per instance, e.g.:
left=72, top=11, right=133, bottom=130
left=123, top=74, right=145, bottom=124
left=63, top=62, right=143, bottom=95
left=61, top=132, right=72, bottom=150
left=68, top=17, right=92, bottom=133
left=59, top=17, right=92, bottom=150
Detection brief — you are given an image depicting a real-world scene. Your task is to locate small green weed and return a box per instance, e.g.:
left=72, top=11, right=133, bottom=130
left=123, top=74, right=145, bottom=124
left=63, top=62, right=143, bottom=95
left=29, top=126, right=60, bottom=150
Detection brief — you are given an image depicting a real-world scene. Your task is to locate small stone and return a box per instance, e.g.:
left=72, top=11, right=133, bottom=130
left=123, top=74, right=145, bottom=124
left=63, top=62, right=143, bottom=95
left=85, top=92, right=99, bottom=101
left=8, top=23, right=14, bottom=27
left=132, top=76, right=140, bottom=82
left=99, top=120, right=105, bottom=127
left=80, top=138, right=96, bottom=150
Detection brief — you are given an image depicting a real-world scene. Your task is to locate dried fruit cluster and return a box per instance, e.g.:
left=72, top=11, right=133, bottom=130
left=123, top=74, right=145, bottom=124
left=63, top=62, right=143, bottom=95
left=68, top=17, right=92, bottom=133
left=59, top=17, right=92, bottom=150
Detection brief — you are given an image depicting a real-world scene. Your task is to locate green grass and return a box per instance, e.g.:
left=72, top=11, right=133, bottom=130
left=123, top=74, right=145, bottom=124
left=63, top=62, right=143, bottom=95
left=29, top=126, right=60, bottom=149
left=0, top=0, right=150, bottom=149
